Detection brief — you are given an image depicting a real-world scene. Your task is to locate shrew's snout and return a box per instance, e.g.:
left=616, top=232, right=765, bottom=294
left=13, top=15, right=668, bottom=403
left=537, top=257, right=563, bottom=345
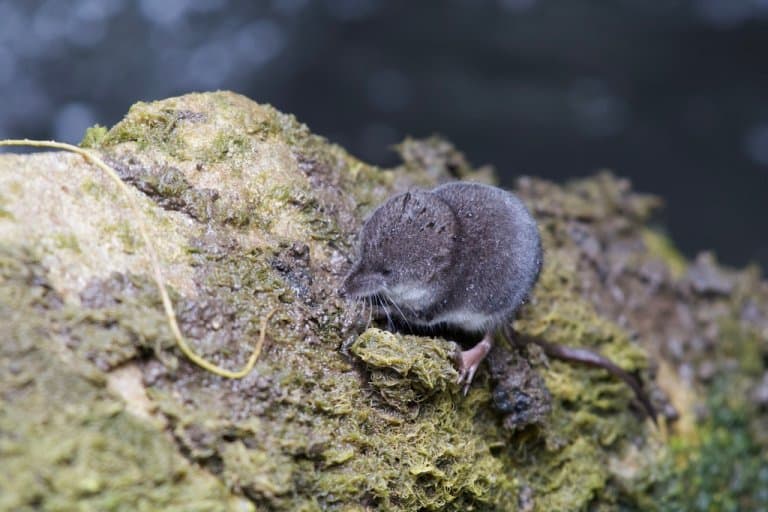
left=338, top=269, right=384, bottom=299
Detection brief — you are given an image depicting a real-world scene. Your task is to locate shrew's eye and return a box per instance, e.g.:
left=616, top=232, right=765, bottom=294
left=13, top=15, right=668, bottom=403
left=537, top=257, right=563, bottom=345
left=382, top=269, right=392, bottom=276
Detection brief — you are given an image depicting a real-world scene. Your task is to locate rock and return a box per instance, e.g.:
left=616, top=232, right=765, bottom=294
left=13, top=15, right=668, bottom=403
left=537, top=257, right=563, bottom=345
left=1, top=91, right=767, bottom=510
left=685, top=252, right=734, bottom=296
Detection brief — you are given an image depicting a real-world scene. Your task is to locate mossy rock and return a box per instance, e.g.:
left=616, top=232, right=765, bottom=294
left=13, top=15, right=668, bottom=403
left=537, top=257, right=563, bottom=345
left=0, top=91, right=766, bottom=510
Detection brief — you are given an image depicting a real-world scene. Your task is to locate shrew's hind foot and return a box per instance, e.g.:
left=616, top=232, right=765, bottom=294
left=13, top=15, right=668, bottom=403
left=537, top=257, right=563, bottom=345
left=455, top=332, right=494, bottom=395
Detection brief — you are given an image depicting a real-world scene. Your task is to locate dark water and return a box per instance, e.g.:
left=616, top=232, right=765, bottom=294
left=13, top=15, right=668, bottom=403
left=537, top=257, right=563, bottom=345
left=2, top=0, right=767, bottom=269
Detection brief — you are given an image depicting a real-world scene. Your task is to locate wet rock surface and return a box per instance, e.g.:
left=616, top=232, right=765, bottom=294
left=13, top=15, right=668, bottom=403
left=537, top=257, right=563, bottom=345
left=0, top=91, right=766, bottom=510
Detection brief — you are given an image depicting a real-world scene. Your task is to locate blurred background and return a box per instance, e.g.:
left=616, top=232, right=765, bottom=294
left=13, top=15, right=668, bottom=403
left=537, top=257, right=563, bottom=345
left=1, top=0, right=767, bottom=269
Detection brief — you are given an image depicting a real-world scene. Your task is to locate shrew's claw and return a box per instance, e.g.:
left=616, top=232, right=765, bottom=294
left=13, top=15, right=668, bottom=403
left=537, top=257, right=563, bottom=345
left=453, top=332, right=494, bottom=395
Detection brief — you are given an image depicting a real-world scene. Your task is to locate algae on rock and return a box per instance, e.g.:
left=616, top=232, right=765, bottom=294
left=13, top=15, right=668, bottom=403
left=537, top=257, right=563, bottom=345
left=0, top=91, right=766, bottom=511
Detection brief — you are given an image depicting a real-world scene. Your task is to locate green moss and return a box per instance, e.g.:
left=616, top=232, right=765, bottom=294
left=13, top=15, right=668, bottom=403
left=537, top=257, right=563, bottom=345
left=516, top=256, right=650, bottom=420
left=100, top=93, right=271, bottom=163
left=344, top=324, right=649, bottom=512
left=0, top=193, right=13, bottom=220
left=52, top=232, right=81, bottom=253
left=103, top=221, right=143, bottom=253
left=61, top=272, right=177, bottom=371
left=650, top=271, right=768, bottom=510
left=642, top=228, right=687, bottom=279
left=350, top=328, right=459, bottom=414
left=658, top=377, right=768, bottom=511
left=0, top=247, right=246, bottom=511
left=151, top=166, right=190, bottom=198
left=5, top=180, right=23, bottom=196
left=4, top=106, right=656, bottom=510
left=4, top=92, right=766, bottom=511
left=345, top=326, right=636, bottom=511
left=206, top=132, right=253, bottom=162
left=718, top=318, right=765, bottom=377
left=81, top=178, right=103, bottom=197
left=220, top=441, right=295, bottom=505
left=80, top=124, right=108, bottom=148
left=102, top=102, right=183, bottom=153
left=310, top=388, right=516, bottom=511
left=521, top=438, right=607, bottom=510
